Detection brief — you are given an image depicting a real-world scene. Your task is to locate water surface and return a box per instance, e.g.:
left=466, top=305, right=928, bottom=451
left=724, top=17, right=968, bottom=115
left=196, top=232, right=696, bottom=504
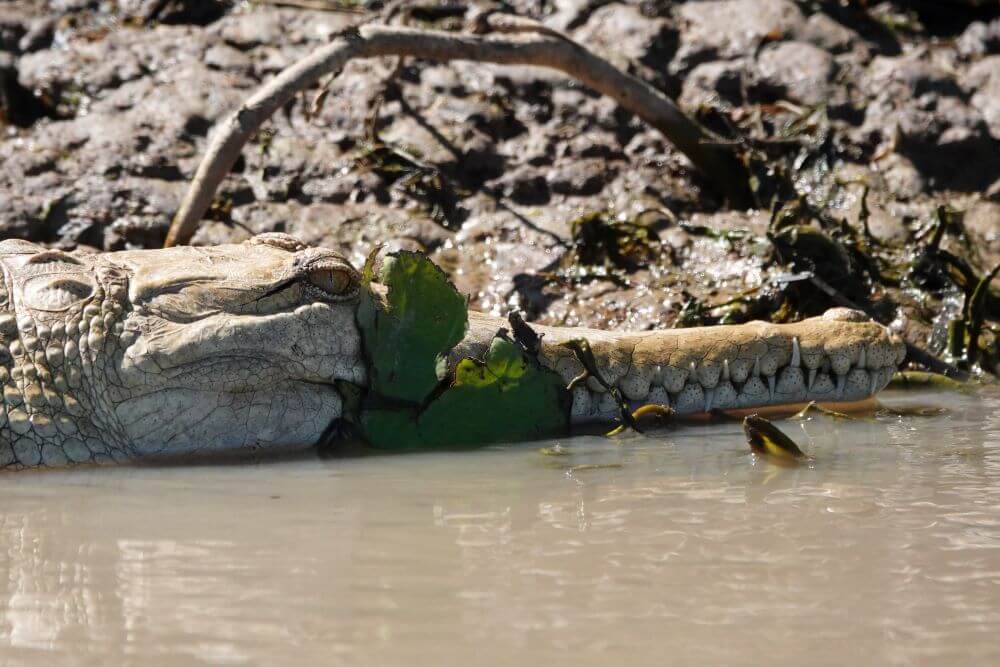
left=1, top=389, right=998, bottom=665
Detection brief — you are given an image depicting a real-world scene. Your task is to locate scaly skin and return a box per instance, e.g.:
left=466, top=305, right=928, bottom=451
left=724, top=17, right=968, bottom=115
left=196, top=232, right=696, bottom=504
left=0, top=233, right=905, bottom=468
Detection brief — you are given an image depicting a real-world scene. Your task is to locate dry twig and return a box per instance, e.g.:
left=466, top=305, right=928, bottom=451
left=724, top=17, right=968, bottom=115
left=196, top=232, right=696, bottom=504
left=165, top=21, right=750, bottom=246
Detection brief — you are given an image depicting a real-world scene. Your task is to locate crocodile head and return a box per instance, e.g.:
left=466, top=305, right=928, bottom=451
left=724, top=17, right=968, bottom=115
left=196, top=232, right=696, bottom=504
left=0, top=234, right=906, bottom=468
left=0, top=233, right=365, bottom=467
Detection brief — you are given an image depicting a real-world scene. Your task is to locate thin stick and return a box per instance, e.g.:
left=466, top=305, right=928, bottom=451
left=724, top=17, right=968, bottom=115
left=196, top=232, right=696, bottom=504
left=165, top=22, right=750, bottom=246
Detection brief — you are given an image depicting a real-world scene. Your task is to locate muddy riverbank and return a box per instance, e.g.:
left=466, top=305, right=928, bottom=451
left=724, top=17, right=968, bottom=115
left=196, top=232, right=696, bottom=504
left=1, top=0, right=997, bottom=371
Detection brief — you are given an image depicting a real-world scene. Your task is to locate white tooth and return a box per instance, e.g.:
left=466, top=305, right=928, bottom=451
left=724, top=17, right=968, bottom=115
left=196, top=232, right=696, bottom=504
left=690, top=360, right=698, bottom=375
left=722, top=359, right=730, bottom=382
left=791, top=337, right=801, bottom=367
left=752, top=355, right=761, bottom=377
left=704, top=387, right=715, bottom=412
left=767, top=375, right=776, bottom=401
left=858, top=347, right=866, bottom=370
left=835, top=373, right=846, bottom=399
left=807, top=368, right=817, bottom=391
left=869, top=372, right=879, bottom=396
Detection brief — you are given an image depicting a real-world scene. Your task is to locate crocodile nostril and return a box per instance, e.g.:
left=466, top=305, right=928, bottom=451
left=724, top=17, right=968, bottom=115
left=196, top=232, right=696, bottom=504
left=821, top=308, right=870, bottom=323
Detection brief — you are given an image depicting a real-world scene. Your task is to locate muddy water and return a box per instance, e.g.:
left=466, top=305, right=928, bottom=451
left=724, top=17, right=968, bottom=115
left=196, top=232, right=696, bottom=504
left=1, top=389, right=998, bottom=666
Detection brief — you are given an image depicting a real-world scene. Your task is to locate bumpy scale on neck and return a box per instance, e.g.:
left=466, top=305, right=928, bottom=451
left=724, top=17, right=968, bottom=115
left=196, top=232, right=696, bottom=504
left=0, top=248, right=130, bottom=468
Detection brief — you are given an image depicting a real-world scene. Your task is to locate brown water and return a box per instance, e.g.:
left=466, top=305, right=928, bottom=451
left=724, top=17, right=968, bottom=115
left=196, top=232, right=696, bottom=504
left=1, top=389, right=998, bottom=666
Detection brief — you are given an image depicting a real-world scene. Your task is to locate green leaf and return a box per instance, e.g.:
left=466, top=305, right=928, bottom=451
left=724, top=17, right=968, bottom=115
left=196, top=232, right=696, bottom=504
left=359, top=408, right=424, bottom=450
left=356, top=251, right=570, bottom=450
left=357, top=251, right=467, bottom=404
left=417, top=337, right=570, bottom=447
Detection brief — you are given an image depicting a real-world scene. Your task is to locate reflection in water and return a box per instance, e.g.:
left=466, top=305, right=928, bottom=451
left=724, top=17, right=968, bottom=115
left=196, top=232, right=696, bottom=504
left=0, top=389, right=998, bottom=665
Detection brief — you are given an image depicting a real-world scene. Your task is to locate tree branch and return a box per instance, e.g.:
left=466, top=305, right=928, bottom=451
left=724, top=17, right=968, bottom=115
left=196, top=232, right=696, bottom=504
left=165, top=22, right=750, bottom=247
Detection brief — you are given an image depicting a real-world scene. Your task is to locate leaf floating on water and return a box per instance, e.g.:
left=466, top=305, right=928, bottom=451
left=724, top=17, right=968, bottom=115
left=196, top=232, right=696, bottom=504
left=888, top=371, right=969, bottom=392
left=742, top=414, right=809, bottom=465
left=606, top=403, right=674, bottom=437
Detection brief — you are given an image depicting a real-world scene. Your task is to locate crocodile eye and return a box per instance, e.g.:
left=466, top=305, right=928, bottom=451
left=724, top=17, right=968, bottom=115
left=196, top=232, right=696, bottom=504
left=307, top=267, right=356, bottom=298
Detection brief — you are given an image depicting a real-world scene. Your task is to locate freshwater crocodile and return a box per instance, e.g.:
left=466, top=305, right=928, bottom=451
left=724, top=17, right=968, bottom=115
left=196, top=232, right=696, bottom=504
left=0, top=233, right=905, bottom=468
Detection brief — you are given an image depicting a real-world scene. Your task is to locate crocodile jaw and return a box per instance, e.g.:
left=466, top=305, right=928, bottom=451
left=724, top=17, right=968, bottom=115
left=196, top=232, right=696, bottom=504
left=463, top=308, right=906, bottom=423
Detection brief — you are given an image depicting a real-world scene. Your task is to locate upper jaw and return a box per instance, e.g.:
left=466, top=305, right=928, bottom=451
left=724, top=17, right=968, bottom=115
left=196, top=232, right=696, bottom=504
left=521, top=310, right=906, bottom=420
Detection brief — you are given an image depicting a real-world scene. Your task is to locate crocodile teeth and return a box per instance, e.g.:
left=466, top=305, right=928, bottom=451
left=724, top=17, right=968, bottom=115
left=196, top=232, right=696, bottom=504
left=858, top=347, right=866, bottom=370
left=807, top=368, right=817, bottom=392
left=790, top=337, right=801, bottom=368
left=767, top=374, right=776, bottom=401
left=835, top=373, right=846, bottom=399
left=704, top=387, right=715, bottom=412
left=721, top=359, right=730, bottom=382
left=752, top=355, right=761, bottom=377
left=869, top=372, right=879, bottom=396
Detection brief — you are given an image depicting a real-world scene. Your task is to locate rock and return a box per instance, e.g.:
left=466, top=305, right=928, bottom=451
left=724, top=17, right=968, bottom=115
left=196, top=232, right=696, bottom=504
left=115, top=0, right=228, bottom=25
left=963, top=56, right=1000, bottom=140
left=241, top=133, right=354, bottom=205
left=418, top=65, right=466, bottom=97
left=494, top=166, right=551, bottom=206
left=459, top=130, right=506, bottom=181
left=964, top=201, right=1000, bottom=256
left=571, top=4, right=675, bottom=73
left=0, top=194, right=44, bottom=242
left=17, top=23, right=214, bottom=107
left=0, top=51, right=52, bottom=127
left=757, top=41, right=836, bottom=106
left=679, top=59, right=748, bottom=110
left=210, top=7, right=355, bottom=50
left=879, top=154, right=925, bottom=201
left=17, top=16, right=54, bottom=53
left=545, top=0, right=597, bottom=32
left=512, top=129, right=554, bottom=167
left=563, top=130, right=625, bottom=160
left=0, top=7, right=28, bottom=53
left=225, top=202, right=450, bottom=256
left=957, top=18, right=1000, bottom=59
left=860, top=52, right=1000, bottom=191
left=203, top=43, right=253, bottom=74
left=379, top=114, right=459, bottom=167
left=211, top=9, right=285, bottom=49
left=865, top=56, right=963, bottom=99
left=672, top=0, right=805, bottom=73
left=548, top=159, right=614, bottom=196
left=798, top=13, right=858, bottom=54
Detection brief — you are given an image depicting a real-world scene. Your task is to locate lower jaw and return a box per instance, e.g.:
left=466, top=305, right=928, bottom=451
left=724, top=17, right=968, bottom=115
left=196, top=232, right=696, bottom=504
left=569, top=367, right=894, bottom=424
